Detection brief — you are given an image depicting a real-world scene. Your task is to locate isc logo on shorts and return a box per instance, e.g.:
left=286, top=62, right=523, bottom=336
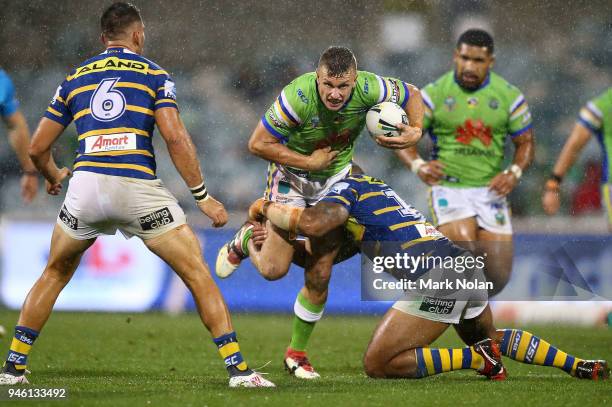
left=419, top=296, right=455, bottom=315
left=59, top=205, right=78, bottom=230
left=138, top=207, right=174, bottom=231
left=84, top=132, right=137, bottom=153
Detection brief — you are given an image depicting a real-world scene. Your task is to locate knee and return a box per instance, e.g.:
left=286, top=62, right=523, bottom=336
left=259, top=263, right=288, bottom=281
left=363, top=349, right=387, bottom=378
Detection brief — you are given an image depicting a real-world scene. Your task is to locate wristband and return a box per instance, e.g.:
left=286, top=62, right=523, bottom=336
left=190, top=182, right=210, bottom=202
left=504, top=164, right=522, bottom=180
left=550, top=173, right=563, bottom=184
left=411, top=158, right=426, bottom=174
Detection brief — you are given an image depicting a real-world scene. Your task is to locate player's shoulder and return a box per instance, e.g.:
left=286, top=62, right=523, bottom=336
left=0, top=69, right=10, bottom=83
left=279, top=72, right=316, bottom=114
left=489, top=71, right=523, bottom=96
left=422, top=71, right=454, bottom=99
left=590, top=87, right=612, bottom=107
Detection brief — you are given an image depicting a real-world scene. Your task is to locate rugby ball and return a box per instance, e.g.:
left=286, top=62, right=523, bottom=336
left=366, top=102, right=408, bottom=137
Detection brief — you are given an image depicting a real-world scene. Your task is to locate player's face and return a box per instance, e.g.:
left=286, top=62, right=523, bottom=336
left=453, top=44, right=494, bottom=90
left=316, top=67, right=357, bottom=111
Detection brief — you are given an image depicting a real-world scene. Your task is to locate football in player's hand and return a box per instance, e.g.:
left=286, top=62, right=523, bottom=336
left=366, top=102, right=408, bottom=138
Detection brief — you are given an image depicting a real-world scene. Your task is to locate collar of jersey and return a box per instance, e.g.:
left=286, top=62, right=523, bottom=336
left=453, top=70, right=490, bottom=92
left=103, top=47, right=136, bottom=54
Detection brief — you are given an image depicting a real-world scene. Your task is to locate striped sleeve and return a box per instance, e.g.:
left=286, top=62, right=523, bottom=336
left=374, top=75, right=410, bottom=108
left=261, top=85, right=303, bottom=142
left=508, top=92, right=533, bottom=138
left=154, top=73, right=178, bottom=111
left=43, top=77, right=73, bottom=127
left=578, top=100, right=603, bottom=134
left=421, top=87, right=435, bottom=131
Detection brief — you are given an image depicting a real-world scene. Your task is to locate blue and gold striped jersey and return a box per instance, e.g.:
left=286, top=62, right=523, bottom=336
left=320, top=175, right=449, bottom=255
left=44, top=47, right=178, bottom=179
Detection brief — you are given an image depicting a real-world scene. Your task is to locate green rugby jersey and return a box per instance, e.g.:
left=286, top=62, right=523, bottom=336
left=577, top=88, right=612, bottom=183
left=262, top=71, right=410, bottom=179
left=422, top=71, right=532, bottom=187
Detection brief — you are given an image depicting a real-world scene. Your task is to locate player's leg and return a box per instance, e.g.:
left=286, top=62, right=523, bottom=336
left=476, top=230, right=512, bottom=295
left=363, top=306, right=504, bottom=379
left=144, top=224, right=273, bottom=387
left=246, top=222, right=297, bottom=280
left=495, top=327, right=609, bottom=380
left=1, top=225, right=95, bottom=383
left=284, top=232, right=341, bottom=379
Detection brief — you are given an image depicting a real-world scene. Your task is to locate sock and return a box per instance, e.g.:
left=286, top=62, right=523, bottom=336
left=4, top=326, right=39, bottom=375
left=414, top=346, right=483, bottom=377
left=232, top=224, right=253, bottom=257
left=289, top=292, right=325, bottom=351
left=498, top=329, right=582, bottom=375
left=213, top=332, right=249, bottom=376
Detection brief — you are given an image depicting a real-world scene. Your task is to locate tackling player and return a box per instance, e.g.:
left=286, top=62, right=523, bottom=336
left=542, top=88, right=612, bottom=228
left=396, top=29, right=535, bottom=295
left=216, top=46, right=424, bottom=378
left=249, top=174, right=609, bottom=381
left=0, top=2, right=273, bottom=388
left=0, top=68, right=38, bottom=203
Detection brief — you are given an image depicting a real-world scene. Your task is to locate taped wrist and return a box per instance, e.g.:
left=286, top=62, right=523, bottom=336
left=262, top=202, right=303, bottom=235
left=190, top=182, right=209, bottom=202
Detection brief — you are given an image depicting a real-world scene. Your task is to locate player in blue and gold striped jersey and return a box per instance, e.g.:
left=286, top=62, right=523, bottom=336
left=0, top=2, right=273, bottom=388
left=249, top=173, right=609, bottom=381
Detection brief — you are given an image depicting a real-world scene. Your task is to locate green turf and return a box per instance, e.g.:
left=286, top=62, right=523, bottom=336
left=0, top=311, right=609, bottom=406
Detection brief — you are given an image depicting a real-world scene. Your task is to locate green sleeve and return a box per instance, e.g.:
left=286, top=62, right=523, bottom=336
left=261, top=79, right=306, bottom=142
left=507, top=88, right=533, bottom=138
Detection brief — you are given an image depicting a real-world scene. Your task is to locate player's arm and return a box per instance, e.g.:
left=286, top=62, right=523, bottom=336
left=28, top=118, right=71, bottom=196
left=248, top=122, right=338, bottom=171
left=541, top=122, right=592, bottom=215
left=376, top=83, right=423, bottom=150
left=155, top=107, right=227, bottom=227
left=3, top=111, right=38, bottom=202
left=249, top=198, right=349, bottom=238
left=489, top=129, right=535, bottom=196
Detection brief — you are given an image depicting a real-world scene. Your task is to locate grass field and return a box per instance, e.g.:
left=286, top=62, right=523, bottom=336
left=0, top=311, right=609, bottom=406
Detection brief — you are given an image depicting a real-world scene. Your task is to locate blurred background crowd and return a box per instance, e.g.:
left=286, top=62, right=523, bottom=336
left=0, top=0, right=610, bottom=227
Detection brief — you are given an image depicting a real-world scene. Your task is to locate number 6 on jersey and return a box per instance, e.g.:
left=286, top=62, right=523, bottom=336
left=90, top=77, right=126, bottom=122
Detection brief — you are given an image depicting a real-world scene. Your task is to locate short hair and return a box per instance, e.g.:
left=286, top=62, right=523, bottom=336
left=457, top=29, right=494, bottom=54
left=318, top=46, right=357, bottom=77
left=101, top=2, right=142, bottom=40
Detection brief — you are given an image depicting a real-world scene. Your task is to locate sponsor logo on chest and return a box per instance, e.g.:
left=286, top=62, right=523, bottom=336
left=85, top=132, right=137, bottom=153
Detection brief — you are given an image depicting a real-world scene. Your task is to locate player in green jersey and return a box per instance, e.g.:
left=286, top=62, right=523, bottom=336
left=542, top=88, right=612, bottom=229
left=397, top=29, right=535, bottom=295
left=216, top=46, right=424, bottom=379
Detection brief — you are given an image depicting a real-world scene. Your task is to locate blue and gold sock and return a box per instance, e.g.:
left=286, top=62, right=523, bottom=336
left=414, top=346, right=483, bottom=377
left=213, top=332, right=249, bottom=376
left=3, top=326, right=39, bottom=375
left=498, top=329, right=582, bottom=375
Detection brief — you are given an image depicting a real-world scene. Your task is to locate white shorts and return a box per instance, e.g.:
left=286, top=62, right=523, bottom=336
left=429, top=185, right=512, bottom=235
left=57, top=171, right=187, bottom=240
left=263, top=163, right=352, bottom=208
left=392, top=294, right=488, bottom=324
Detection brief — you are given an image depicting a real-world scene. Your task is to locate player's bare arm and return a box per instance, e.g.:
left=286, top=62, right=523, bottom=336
left=396, top=146, right=445, bottom=185
left=28, top=117, right=70, bottom=196
left=376, top=83, right=423, bottom=150
left=155, top=107, right=227, bottom=227
left=4, top=111, right=38, bottom=202
left=542, top=122, right=592, bottom=215
left=248, top=121, right=338, bottom=171
left=488, top=129, right=534, bottom=196
left=250, top=199, right=349, bottom=238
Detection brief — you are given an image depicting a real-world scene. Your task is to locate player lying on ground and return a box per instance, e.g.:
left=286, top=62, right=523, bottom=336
left=248, top=174, right=609, bottom=380
left=0, top=2, right=273, bottom=388
left=216, top=46, right=424, bottom=378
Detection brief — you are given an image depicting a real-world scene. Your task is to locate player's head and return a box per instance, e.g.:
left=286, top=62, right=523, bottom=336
left=453, top=29, right=495, bottom=90
left=100, top=2, right=145, bottom=54
left=316, top=46, right=358, bottom=111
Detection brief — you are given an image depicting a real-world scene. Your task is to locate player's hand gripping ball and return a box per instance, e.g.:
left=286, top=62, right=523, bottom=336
left=366, top=102, right=408, bottom=138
